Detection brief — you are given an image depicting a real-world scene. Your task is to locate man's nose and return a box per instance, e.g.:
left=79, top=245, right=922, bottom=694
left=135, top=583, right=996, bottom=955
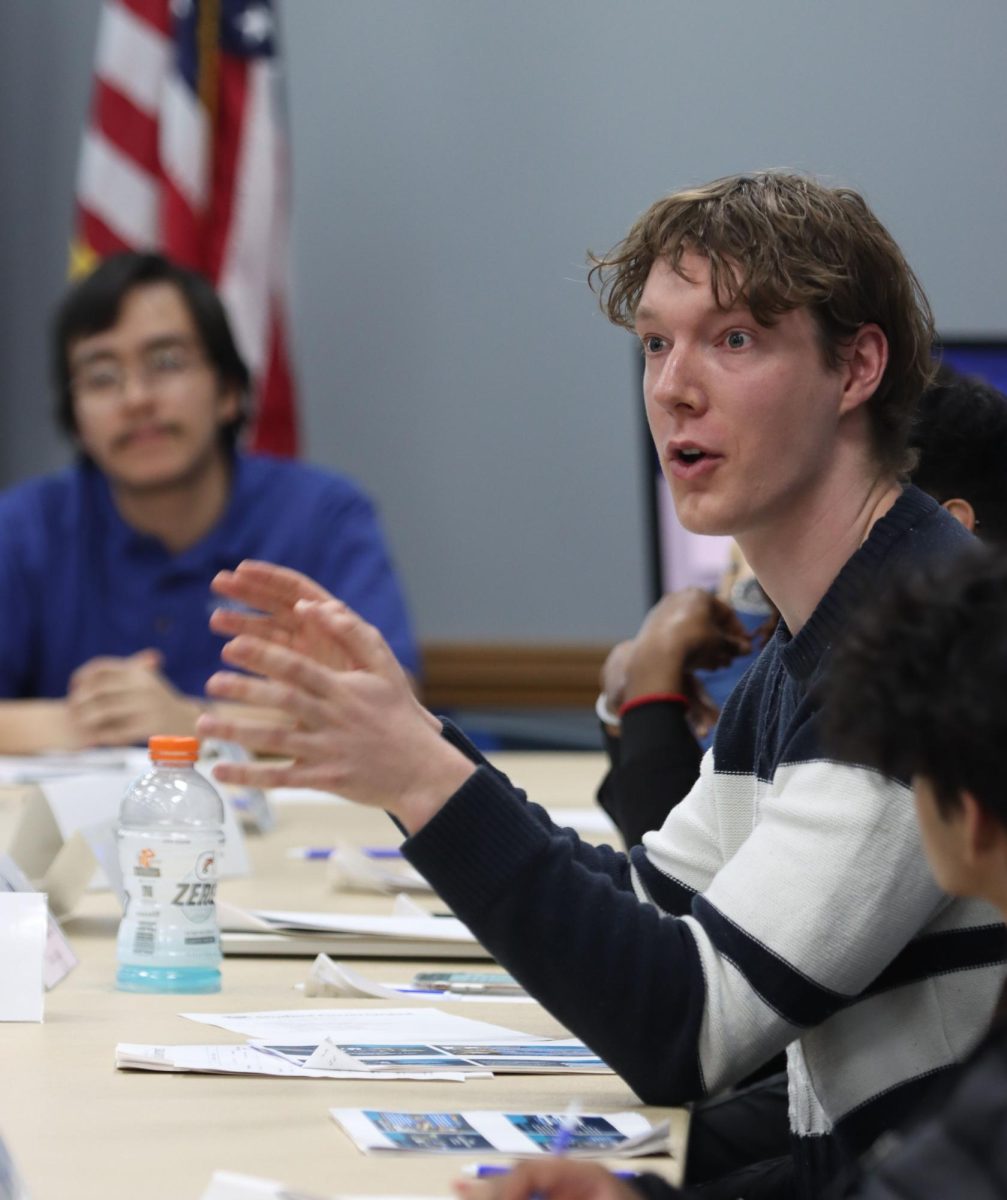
left=120, top=365, right=157, bottom=409
left=648, top=344, right=707, bottom=414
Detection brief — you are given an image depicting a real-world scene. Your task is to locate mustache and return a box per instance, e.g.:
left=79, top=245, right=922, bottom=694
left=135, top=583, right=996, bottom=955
left=111, top=422, right=182, bottom=450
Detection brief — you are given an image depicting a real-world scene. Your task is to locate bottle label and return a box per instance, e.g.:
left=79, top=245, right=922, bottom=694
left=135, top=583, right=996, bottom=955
left=117, top=831, right=222, bottom=967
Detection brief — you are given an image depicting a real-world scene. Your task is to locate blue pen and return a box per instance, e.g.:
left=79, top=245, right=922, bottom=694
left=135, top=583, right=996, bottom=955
left=287, top=847, right=334, bottom=860
left=461, top=1166, right=638, bottom=1181
left=547, top=1100, right=583, bottom=1156
left=286, top=846, right=404, bottom=861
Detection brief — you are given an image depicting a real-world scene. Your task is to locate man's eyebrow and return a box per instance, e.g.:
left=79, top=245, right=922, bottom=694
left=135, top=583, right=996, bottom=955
left=70, top=333, right=194, bottom=366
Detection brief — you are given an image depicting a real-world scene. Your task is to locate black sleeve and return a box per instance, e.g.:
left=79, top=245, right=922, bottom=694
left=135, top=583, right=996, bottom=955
left=402, top=723, right=709, bottom=1106
left=597, top=701, right=703, bottom=849
left=630, top=1172, right=687, bottom=1200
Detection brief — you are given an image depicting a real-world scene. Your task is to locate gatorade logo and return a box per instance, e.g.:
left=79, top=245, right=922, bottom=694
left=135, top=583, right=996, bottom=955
left=134, top=847, right=160, bottom=877
left=195, top=850, right=218, bottom=881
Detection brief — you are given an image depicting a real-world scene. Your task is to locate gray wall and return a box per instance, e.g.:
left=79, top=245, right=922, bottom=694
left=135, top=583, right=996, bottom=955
left=3, top=1, right=1006, bottom=643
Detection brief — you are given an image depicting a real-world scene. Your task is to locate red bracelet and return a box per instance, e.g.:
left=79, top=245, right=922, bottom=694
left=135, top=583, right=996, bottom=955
left=618, top=692, right=689, bottom=717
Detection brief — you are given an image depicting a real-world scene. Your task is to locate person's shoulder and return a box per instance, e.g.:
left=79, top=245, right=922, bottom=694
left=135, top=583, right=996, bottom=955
left=0, top=462, right=84, bottom=524
left=237, top=453, right=375, bottom=510
left=900, top=484, right=975, bottom=548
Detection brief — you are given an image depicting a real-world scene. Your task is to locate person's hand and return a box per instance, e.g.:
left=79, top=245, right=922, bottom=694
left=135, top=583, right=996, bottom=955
left=600, top=639, right=635, bottom=721
left=209, top=561, right=348, bottom=668
left=618, top=589, right=753, bottom=734
left=211, top=560, right=424, bottom=703
left=67, top=650, right=201, bottom=746
left=197, top=590, right=474, bottom=831
left=454, top=1160, right=648, bottom=1200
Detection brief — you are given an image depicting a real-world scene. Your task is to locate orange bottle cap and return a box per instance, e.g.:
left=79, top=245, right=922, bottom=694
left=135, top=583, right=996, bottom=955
left=148, top=735, right=200, bottom=762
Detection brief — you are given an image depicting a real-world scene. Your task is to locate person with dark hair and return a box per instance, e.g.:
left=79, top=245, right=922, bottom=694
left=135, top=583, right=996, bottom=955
left=194, top=172, right=1006, bottom=1199
left=468, top=548, right=1007, bottom=1200
left=910, top=363, right=1007, bottom=544
left=0, top=251, right=418, bottom=752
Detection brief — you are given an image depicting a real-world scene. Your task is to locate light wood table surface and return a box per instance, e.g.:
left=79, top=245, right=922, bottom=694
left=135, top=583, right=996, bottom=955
left=0, top=752, right=687, bottom=1200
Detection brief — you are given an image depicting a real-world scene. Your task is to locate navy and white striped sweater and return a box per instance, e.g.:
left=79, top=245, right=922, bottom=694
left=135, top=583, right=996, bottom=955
left=403, top=486, right=1007, bottom=1198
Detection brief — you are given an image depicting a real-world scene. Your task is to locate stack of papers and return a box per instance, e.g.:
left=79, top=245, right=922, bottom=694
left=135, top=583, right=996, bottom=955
left=331, top=1109, right=669, bottom=1157
left=218, top=899, right=490, bottom=959
left=115, top=1007, right=609, bottom=1081
left=114, top=1042, right=482, bottom=1083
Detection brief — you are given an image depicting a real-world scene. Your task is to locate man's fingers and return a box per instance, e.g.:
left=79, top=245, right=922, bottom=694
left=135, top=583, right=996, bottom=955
left=205, top=669, right=330, bottom=729
left=212, top=561, right=335, bottom=613
left=207, top=757, right=342, bottom=792
left=218, top=634, right=339, bottom=698
left=196, top=711, right=310, bottom=759
left=294, top=600, right=394, bottom=674
left=210, top=607, right=296, bottom=645
left=130, top=648, right=164, bottom=671
left=69, top=690, right=142, bottom=728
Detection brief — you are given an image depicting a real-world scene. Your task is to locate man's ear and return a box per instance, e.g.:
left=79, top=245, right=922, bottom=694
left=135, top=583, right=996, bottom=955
left=959, top=790, right=1002, bottom=864
left=838, top=323, right=888, bottom=417
left=216, top=383, right=241, bottom=426
left=941, top=497, right=977, bottom=533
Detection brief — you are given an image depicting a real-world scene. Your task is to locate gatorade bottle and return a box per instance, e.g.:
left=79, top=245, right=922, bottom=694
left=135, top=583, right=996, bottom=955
left=116, top=736, right=225, bottom=993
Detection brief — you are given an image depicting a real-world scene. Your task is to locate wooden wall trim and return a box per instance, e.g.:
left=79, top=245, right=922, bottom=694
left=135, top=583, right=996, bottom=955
left=420, top=643, right=609, bottom=710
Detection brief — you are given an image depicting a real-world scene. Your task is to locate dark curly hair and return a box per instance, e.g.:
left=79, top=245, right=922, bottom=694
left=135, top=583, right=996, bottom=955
left=911, top=365, right=1007, bottom=546
left=823, top=545, right=1007, bottom=826
left=54, top=251, right=249, bottom=449
left=588, top=171, right=935, bottom=477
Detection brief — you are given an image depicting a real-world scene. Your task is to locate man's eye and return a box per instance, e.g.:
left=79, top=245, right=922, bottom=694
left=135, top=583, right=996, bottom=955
left=79, top=367, right=120, bottom=392
left=642, top=335, right=665, bottom=354
left=724, top=330, right=750, bottom=349
left=148, top=349, right=188, bottom=375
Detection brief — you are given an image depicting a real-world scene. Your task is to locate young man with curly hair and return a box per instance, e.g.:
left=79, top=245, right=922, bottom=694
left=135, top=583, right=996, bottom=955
left=196, top=173, right=1007, bottom=1199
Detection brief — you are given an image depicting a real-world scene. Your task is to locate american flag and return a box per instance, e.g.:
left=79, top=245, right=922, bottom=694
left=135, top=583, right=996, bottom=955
left=71, top=0, right=298, bottom=455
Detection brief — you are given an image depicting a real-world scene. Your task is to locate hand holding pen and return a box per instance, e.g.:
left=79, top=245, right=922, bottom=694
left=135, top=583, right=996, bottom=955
left=454, top=1103, right=678, bottom=1200
left=454, top=1158, right=649, bottom=1200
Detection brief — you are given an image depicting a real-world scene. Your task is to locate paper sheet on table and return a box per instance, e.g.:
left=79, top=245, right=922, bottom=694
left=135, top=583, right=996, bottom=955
left=289, top=1035, right=608, bottom=1075
left=0, top=747, right=148, bottom=784
left=219, top=900, right=474, bottom=943
left=330, top=1109, right=670, bottom=1157
left=302, top=955, right=535, bottom=1004
left=181, top=1006, right=546, bottom=1045
left=0, top=893, right=46, bottom=1022
left=201, top=1170, right=448, bottom=1200
left=114, top=1042, right=483, bottom=1082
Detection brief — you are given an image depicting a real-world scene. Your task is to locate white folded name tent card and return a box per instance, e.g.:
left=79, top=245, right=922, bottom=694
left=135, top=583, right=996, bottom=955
left=6, top=768, right=249, bottom=917
left=0, top=892, right=46, bottom=1022
left=0, top=855, right=76, bottom=990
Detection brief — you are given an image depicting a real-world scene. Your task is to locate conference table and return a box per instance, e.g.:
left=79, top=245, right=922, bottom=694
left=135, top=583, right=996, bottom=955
left=0, top=751, right=687, bottom=1200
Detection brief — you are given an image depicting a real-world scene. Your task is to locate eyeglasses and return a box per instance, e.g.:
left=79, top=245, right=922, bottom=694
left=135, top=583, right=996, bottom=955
left=71, top=344, right=207, bottom=400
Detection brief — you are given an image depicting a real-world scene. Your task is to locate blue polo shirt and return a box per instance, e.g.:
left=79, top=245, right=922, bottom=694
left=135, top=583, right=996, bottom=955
left=0, top=454, right=419, bottom=699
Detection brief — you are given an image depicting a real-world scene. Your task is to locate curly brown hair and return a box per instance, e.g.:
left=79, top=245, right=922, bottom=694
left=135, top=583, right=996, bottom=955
left=588, top=172, right=935, bottom=476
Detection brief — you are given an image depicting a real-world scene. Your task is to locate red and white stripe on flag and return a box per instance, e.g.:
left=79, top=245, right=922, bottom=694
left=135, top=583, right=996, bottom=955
left=71, top=0, right=298, bottom=456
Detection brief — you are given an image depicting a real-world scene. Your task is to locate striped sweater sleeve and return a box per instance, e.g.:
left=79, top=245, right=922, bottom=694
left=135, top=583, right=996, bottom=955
left=640, top=756, right=949, bottom=1094
left=402, top=723, right=721, bottom=1105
